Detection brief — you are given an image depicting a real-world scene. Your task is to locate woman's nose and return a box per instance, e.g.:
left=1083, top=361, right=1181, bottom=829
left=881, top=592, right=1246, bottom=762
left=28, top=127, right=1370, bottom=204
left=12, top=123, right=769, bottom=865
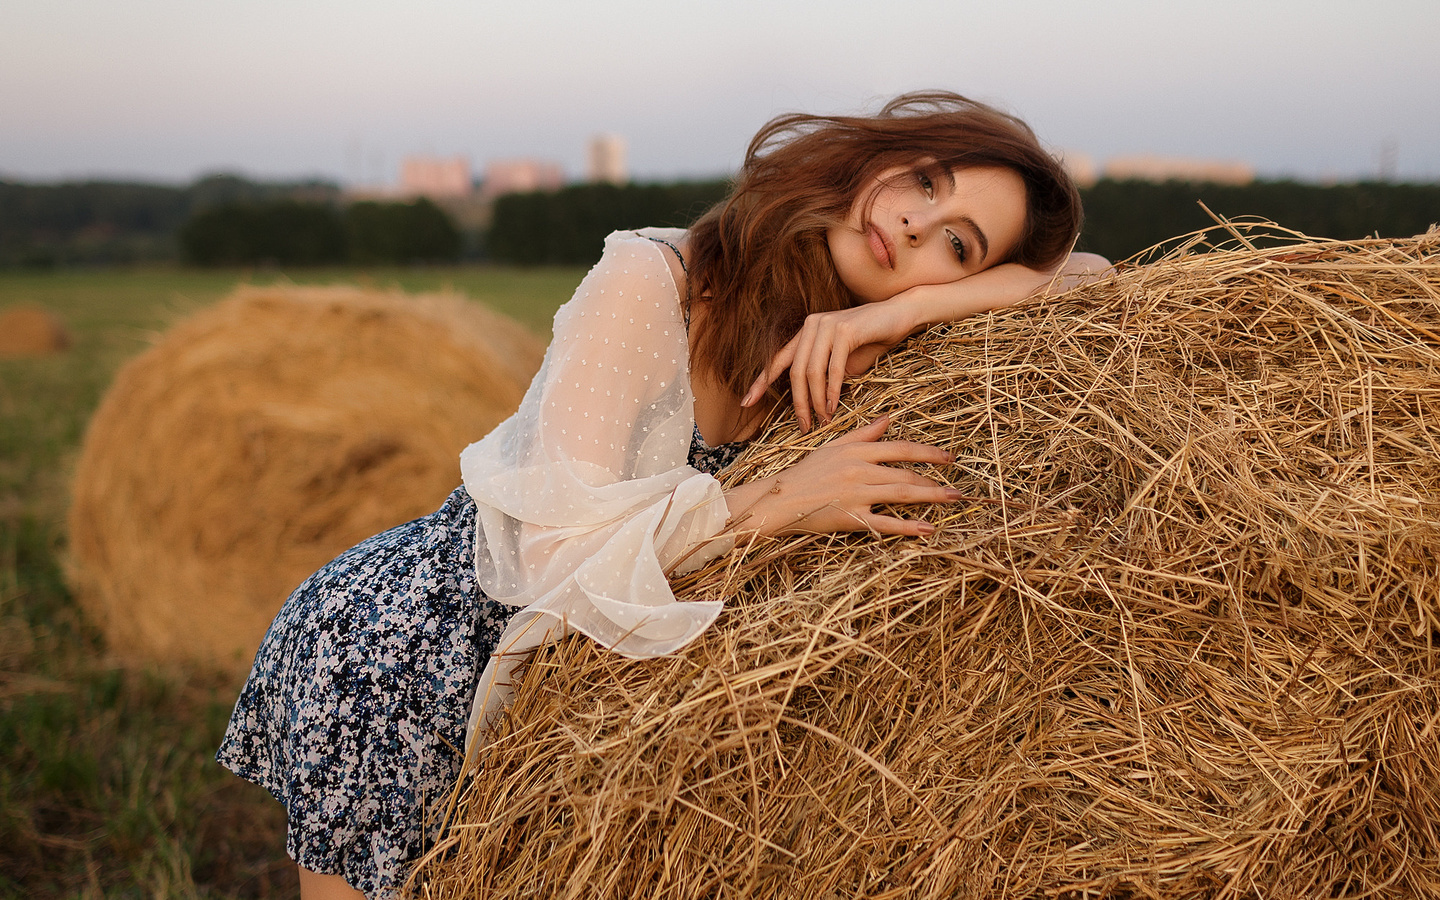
left=901, top=213, right=933, bottom=245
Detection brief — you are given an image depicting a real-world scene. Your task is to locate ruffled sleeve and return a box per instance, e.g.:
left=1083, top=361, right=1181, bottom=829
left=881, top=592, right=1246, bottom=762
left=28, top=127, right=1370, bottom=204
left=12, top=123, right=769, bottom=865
left=461, top=229, right=734, bottom=747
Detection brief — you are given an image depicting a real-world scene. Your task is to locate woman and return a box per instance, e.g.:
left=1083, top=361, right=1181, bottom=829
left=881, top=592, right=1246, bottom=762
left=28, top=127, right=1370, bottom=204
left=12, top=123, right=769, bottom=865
left=218, top=91, right=1107, bottom=899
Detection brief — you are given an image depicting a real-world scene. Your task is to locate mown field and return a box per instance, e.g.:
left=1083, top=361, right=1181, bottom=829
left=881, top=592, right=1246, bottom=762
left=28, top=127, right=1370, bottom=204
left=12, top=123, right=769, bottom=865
left=0, top=265, right=583, bottom=898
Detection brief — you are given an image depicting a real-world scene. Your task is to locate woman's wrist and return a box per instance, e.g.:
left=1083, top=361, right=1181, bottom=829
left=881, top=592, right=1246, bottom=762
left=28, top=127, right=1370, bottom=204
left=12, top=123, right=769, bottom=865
left=721, top=477, right=783, bottom=536
left=886, top=288, right=934, bottom=337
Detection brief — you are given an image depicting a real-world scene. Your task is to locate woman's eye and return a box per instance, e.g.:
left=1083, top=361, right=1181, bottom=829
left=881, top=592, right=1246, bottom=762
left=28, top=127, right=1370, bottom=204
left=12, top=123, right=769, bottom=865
left=949, top=232, right=967, bottom=264
left=916, top=172, right=934, bottom=196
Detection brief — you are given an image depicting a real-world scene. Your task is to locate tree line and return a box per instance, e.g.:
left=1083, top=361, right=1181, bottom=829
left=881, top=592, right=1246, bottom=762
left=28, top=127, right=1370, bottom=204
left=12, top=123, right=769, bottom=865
left=0, top=175, right=460, bottom=267
left=0, top=175, right=339, bottom=267
left=1076, top=180, right=1440, bottom=260
left=487, top=181, right=731, bottom=264
left=2, top=174, right=1435, bottom=269
left=179, top=198, right=460, bottom=266
left=486, top=179, right=1440, bottom=265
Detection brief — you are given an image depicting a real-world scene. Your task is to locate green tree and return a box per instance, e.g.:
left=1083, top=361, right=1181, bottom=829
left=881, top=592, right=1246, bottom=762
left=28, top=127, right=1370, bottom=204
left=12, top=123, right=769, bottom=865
left=488, top=180, right=730, bottom=264
left=179, top=200, right=346, bottom=266
left=344, top=198, right=461, bottom=265
left=1078, top=179, right=1440, bottom=261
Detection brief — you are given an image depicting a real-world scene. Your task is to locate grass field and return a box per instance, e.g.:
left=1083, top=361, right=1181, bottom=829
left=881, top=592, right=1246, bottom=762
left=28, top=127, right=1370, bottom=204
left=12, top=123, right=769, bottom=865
left=0, top=265, right=583, bottom=898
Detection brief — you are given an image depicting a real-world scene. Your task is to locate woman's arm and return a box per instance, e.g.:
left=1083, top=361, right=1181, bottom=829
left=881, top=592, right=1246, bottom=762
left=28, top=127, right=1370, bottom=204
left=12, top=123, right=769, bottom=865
left=743, top=253, right=1113, bottom=431
left=889, top=252, right=1112, bottom=329
left=463, top=232, right=731, bottom=649
left=465, top=231, right=734, bottom=744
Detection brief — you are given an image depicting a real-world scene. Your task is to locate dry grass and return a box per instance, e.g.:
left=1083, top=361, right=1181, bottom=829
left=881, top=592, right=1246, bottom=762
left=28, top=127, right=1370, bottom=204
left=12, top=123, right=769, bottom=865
left=65, top=284, right=544, bottom=674
left=416, top=224, right=1440, bottom=899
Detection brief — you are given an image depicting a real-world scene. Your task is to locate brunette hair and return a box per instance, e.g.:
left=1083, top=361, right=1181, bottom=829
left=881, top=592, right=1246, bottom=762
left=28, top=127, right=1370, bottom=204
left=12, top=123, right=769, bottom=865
left=685, top=91, right=1083, bottom=397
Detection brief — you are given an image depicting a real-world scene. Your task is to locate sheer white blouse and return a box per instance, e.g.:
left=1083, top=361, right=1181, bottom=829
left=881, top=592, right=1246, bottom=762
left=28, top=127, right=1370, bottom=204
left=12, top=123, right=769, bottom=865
left=462, top=228, right=735, bottom=748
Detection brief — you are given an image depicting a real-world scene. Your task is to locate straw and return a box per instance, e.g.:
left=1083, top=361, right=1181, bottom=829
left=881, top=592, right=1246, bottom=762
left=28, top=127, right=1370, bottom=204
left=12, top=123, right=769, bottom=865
left=416, top=224, right=1440, bottom=899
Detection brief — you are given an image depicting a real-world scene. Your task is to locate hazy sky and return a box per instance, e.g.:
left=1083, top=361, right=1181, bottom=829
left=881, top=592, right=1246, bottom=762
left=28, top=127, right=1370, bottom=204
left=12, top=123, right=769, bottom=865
left=3, top=0, right=1437, bottom=186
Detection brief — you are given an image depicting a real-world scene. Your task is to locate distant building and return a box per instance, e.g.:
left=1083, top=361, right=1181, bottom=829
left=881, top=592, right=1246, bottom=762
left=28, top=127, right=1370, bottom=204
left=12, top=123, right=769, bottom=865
left=399, top=155, right=473, bottom=199
left=1103, top=155, right=1255, bottom=186
left=1059, top=150, right=1098, bottom=189
left=588, top=134, right=628, bottom=185
left=481, top=159, right=566, bottom=199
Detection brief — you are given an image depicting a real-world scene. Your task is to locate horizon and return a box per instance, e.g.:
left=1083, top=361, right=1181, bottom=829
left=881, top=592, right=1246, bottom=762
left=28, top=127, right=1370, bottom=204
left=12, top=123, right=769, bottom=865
left=5, top=166, right=1439, bottom=192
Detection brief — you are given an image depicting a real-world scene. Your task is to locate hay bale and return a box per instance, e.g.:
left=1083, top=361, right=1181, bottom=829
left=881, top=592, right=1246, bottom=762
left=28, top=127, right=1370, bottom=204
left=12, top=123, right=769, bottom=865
left=419, top=226, right=1440, bottom=899
left=0, top=304, right=71, bottom=356
left=67, top=284, right=545, bottom=673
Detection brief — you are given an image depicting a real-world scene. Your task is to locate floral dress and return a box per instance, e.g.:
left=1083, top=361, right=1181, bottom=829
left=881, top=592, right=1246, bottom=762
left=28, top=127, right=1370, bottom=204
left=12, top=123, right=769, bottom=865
left=218, top=230, right=745, bottom=897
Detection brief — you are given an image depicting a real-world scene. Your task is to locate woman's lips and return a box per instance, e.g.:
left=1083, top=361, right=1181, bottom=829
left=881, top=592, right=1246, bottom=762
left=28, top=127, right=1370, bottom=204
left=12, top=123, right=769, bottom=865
left=866, top=223, right=895, bottom=269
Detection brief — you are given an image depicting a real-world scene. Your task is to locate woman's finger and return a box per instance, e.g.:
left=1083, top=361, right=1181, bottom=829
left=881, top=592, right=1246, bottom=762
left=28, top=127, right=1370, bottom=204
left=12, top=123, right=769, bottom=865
left=863, top=466, right=954, bottom=491
left=867, top=482, right=962, bottom=506
left=855, top=512, right=938, bottom=537
left=788, top=324, right=821, bottom=431
left=826, top=329, right=853, bottom=419
left=742, top=336, right=799, bottom=407
left=823, top=418, right=954, bottom=469
left=740, top=377, right=765, bottom=408
left=825, top=414, right=890, bottom=446
left=850, top=438, right=954, bottom=466
left=803, top=319, right=837, bottom=426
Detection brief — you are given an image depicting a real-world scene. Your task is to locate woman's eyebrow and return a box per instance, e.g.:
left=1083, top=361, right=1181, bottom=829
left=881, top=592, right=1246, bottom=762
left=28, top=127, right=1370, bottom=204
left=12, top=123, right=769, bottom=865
left=959, top=214, right=990, bottom=263
left=943, top=171, right=990, bottom=263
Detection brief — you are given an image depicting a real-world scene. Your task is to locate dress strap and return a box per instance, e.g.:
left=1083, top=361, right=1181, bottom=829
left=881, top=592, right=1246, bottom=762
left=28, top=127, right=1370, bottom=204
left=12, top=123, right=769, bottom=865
left=643, top=234, right=687, bottom=274
left=641, top=233, right=692, bottom=328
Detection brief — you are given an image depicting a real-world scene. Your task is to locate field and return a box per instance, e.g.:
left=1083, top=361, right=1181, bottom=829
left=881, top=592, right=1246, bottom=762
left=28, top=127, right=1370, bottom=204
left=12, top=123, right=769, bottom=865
left=0, top=265, right=583, bottom=898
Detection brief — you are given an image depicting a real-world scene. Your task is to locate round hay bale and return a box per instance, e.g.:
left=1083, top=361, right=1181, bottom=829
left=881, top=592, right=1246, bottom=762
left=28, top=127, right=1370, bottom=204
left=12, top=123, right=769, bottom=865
left=0, top=304, right=71, bottom=356
left=419, top=227, right=1440, bottom=899
left=67, top=284, right=545, bottom=674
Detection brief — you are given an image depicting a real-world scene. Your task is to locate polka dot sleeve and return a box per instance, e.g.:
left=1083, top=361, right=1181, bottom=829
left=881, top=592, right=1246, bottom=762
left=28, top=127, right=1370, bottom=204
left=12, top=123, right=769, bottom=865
left=460, top=229, right=733, bottom=745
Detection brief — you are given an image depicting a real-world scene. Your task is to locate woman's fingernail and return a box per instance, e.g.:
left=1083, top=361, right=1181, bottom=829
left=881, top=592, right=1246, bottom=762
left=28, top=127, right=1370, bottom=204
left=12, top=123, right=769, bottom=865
left=945, top=489, right=964, bottom=500
left=918, top=522, right=936, bottom=535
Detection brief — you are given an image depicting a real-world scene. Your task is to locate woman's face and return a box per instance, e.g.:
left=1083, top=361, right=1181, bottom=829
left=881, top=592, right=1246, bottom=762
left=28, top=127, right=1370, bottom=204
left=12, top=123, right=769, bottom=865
left=827, top=163, right=1028, bottom=304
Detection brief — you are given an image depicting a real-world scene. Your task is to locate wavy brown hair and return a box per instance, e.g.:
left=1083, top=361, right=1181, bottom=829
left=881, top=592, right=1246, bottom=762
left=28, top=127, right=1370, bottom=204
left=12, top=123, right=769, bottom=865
left=686, top=91, right=1083, bottom=398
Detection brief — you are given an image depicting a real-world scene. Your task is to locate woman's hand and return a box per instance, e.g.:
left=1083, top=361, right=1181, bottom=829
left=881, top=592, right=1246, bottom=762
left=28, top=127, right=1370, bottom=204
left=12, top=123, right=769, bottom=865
left=740, top=298, right=921, bottom=433
left=722, top=415, right=959, bottom=538
left=741, top=254, right=1114, bottom=432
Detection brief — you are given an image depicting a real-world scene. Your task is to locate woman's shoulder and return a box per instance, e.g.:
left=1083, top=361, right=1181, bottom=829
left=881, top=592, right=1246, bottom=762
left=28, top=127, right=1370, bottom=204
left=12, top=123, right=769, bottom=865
left=554, top=229, right=688, bottom=335
left=622, top=228, right=688, bottom=288
left=599, top=228, right=686, bottom=263
left=589, top=228, right=688, bottom=300
left=617, top=226, right=687, bottom=245
left=596, top=228, right=685, bottom=254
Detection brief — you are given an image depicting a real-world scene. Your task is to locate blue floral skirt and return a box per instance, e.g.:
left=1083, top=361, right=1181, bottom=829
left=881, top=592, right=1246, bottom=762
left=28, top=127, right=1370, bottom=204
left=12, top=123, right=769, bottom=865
left=217, top=486, right=515, bottom=897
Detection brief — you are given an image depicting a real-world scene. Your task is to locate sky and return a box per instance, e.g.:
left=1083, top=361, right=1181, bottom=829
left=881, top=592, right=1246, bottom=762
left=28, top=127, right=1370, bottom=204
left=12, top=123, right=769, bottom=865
left=2, top=0, right=1437, bottom=187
